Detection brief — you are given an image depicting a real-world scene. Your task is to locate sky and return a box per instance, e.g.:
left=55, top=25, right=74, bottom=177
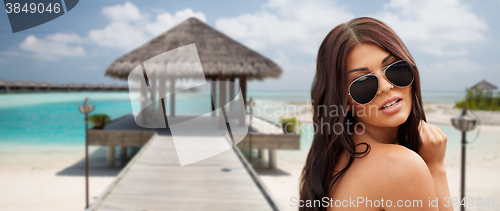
left=0, top=0, right=499, bottom=91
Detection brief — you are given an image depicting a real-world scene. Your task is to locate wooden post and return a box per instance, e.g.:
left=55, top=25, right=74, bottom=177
left=170, top=78, right=175, bottom=117
left=239, top=76, right=247, bottom=126
left=159, top=77, right=166, bottom=107
left=258, top=149, right=265, bottom=159
left=140, top=79, right=148, bottom=110
left=219, top=76, right=227, bottom=129
left=210, top=77, right=216, bottom=117
left=107, top=145, right=115, bottom=167
left=120, top=146, right=127, bottom=158
left=229, top=76, right=235, bottom=109
left=240, top=76, right=247, bottom=105
left=151, top=77, right=157, bottom=101
left=269, top=149, right=277, bottom=169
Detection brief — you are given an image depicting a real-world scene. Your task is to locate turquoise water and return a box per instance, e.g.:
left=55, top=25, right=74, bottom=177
left=0, top=90, right=474, bottom=147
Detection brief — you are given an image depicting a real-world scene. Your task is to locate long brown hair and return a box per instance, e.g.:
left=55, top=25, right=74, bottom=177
left=299, top=17, right=426, bottom=210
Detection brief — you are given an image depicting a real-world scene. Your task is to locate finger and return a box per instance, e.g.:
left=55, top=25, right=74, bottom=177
left=432, top=124, right=447, bottom=139
left=430, top=124, right=446, bottom=142
left=427, top=123, right=441, bottom=140
left=421, top=121, right=433, bottom=141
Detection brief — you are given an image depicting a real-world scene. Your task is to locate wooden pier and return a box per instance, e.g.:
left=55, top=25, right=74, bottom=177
left=85, top=113, right=299, bottom=210
left=88, top=114, right=300, bottom=169
left=87, top=133, right=281, bottom=210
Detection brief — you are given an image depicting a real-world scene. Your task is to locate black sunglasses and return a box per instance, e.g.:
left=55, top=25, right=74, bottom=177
left=348, top=60, right=414, bottom=105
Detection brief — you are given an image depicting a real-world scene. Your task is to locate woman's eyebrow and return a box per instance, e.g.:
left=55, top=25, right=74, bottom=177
left=381, top=54, right=392, bottom=65
left=347, top=54, right=393, bottom=74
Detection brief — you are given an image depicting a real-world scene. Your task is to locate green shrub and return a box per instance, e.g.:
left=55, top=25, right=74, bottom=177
left=279, top=116, right=300, bottom=134
left=455, top=88, right=500, bottom=111
left=88, top=114, right=111, bottom=129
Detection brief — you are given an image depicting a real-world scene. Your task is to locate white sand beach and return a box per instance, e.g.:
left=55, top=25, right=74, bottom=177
left=255, top=102, right=500, bottom=211
left=0, top=102, right=498, bottom=211
left=0, top=146, right=124, bottom=211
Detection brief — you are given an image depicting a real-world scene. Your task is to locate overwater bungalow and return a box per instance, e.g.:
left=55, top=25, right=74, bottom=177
left=9, top=80, right=26, bottom=92
left=26, top=81, right=38, bottom=91
left=65, top=82, right=78, bottom=92
left=0, top=80, right=129, bottom=93
left=0, top=79, right=7, bottom=93
left=95, top=83, right=107, bottom=91
left=48, top=82, right=60, bottom=91
left=87, top=17, right=296, bottom=211
left=37, top=81, right=49, bottom=91
left=81, top=83, right=94, bottom=91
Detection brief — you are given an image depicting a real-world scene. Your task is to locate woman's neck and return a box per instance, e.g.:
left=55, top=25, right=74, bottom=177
left=354, top=123, right=399, bottom=145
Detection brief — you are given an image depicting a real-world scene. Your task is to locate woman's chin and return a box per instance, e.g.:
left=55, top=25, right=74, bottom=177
left=387, top=114, right=410, bottom=127
left=371, top=112, right=409, bottom=128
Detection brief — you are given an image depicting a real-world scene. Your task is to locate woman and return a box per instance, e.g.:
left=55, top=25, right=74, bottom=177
left=299, top=17, right=452, bottom=210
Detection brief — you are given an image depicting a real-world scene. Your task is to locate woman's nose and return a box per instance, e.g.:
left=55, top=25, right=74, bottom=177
left=377, top=74, right=393, bottom=95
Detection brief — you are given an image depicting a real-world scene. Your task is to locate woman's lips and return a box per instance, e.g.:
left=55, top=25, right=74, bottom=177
left=379, top=99, right=403, bottom=115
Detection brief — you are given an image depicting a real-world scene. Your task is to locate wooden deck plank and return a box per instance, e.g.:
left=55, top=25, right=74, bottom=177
left=88, top=135, right=276, bottom=211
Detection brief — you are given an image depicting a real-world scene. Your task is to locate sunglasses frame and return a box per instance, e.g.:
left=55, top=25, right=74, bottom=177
left=348, top=60, right=414, bottom=105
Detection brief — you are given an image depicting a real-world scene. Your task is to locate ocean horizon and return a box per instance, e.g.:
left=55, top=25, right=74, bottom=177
left=0, top=90, right=474, bottom=147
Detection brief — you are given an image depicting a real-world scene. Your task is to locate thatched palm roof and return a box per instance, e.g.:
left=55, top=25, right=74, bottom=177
left=49, top=82, right=59, bottom=88
left=471, top=79, right=497, bottom=90
left=105, top=17, right=282, bottom=81
left=66, top=83, right=78, bottom=88
left=11, top=80, right=25, bottom=87
left=82, top=83, right=94, bottom=89
left=26, top=81, right=37, bottom=87
left=38, top=82, right=49, bottom=87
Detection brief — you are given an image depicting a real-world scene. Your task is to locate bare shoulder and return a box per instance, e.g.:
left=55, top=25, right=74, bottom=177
left=346, top=142, right=433, bottom=188
left=355, top=142, right=428, bottom=172
left=356, top=143, right=438, bottom=208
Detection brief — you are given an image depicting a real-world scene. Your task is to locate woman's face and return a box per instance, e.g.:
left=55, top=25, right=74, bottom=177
left=346, top=42, right=413, bottom=128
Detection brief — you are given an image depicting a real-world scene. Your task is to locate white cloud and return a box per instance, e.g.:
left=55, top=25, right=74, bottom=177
left=101, top=2, right=144, bottom=22
left=417, top=59, right=485, bottom=90
left=215, top=0, right=488, bottom=58
left=89, top=22, right=149, bottom=50
left=13, top=3, right=205, bottom=60
left=145, top=9, right=206, bottom=36
left=19, top=33, right=85, bottom=60
left=419, top=59, right=483, bottom=74
left=213, top=0, right=490, bottom=90
left=89, top=3, right=206, bottom=51
left=374, top=0, right=489, bottom=56
left=215, top=0, right=355, bottom=54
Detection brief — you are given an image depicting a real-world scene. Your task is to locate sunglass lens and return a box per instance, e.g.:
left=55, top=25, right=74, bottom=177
left=385, top=61, right=413, bottom=87
left=350, top=75, right=378, bottom=104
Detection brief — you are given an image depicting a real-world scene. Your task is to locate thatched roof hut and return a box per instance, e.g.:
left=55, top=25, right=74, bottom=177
left=38, top=81, right=48, bottom=87
left=470, top=79, right=497, bottom=97
left=11, top=80, right=25, bottom=87
left=26, top=81, right=37, bottom=87
left=108, top=84, right=119, bottom=91
left=0, top=79, right=6, bottom=91
left=471, top=79, right=497, bottom=90
left=105, top=17, right=282, bottom=81
left=95, top=83, right=107, bottom=91
left=82, top=83, right=94, bottom=90
left=104, top=17, right=283, bottom=118
left=37, top=82, right=49, bottom=91
left=49, top=82, right=59, bottom=89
